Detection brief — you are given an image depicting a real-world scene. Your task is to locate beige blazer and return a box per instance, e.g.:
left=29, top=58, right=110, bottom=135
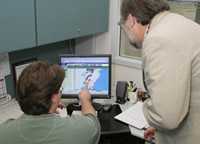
left=143, top=11, right=200, bottom=144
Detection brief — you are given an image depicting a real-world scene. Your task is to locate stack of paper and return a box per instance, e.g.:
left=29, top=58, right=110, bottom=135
left=114, top=101, right=149, bottom=129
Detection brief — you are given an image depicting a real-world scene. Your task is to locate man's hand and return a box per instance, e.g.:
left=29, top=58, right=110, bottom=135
left=144, top=127, right=156, bottom=141
left=79, top=89, right=92, bottom=103
left=79, top=89, right=96, bottom=115
left=137, top=89, right=148, bottom=101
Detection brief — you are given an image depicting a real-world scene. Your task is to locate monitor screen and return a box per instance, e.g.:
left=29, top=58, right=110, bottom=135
left=59, top=55, right=111, bottom=99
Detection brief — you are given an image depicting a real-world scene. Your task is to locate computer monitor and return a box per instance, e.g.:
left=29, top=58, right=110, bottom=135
left=59, top=55, right=111, bottom=99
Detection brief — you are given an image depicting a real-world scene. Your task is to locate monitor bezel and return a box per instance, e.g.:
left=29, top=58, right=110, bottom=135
left=59, top=54, right=112, bottom=99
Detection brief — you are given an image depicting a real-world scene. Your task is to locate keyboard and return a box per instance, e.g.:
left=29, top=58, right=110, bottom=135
left=66, top=102, right=112, bottom=115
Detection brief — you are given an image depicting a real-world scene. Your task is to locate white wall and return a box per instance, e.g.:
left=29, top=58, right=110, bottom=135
left=112, top=64, right=143, bottom=93
left=75, top=0, right=144, bottom=96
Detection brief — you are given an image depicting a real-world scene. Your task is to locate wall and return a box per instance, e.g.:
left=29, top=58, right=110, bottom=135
left=112, top=64, right=143, bottom=94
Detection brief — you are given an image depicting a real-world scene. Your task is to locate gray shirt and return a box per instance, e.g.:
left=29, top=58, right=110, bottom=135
left=0, top=113, right=100, bottom=144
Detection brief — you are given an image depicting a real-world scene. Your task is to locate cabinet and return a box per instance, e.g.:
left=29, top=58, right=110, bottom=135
left=0, top=0, right=36, bottom=53
left=36, top=0, right=109, bottom=46
left=77, top=0, right=109, bottom=36
left=0, top=0, right=109, bottom=53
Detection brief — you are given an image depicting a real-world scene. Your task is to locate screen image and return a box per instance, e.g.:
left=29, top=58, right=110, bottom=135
left=60, top=55, right=111, bottom=98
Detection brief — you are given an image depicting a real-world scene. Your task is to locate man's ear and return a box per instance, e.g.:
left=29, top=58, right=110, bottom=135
left=127, top=14, right=136, bottom=28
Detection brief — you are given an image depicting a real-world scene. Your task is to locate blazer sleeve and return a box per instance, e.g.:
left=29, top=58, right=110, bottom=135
left=142, top=36, right=191, bottom=130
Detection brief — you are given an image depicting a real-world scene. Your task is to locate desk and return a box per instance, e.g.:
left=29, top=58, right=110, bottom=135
left=92, top=98, right=146, bottom=139
left=97, top=104, right=145, bottom=144
left=98, top=104, right=129, bottom=135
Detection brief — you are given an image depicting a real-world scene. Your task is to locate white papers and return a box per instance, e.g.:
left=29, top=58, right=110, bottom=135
left=115, top=101, right=149, bottom=129
left=15, top=63, right=31, bottom=81
left=0, top=53, right=10, bottom=78
left=57, top=107, right=68, bottom=118
left=0, top=99, right=23, bottom=124
left=129, top=125, right=144, bottom=139
left=0, top=53, right=10, bottom=99
left=0, top=79, right=7, bottom=99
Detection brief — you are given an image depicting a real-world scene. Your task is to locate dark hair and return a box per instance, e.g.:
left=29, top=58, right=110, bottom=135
left=121, top=0, right=170, bottom=25
left=16, top=61, right=65, bottom=115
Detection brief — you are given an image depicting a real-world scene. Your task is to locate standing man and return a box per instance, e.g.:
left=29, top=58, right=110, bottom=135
left=120, top=0, right=200, bottom=144
left=0, top=61, right=100, bottom=144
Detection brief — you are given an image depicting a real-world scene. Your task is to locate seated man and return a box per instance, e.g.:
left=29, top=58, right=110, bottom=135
left=0, top=61, right=100, bottom=144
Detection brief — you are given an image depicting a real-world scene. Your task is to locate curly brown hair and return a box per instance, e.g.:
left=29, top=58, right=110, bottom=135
left=16, top=61, right=65, bottom=115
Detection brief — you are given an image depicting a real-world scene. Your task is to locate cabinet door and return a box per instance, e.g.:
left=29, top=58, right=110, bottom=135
left=36, top=0, right=80, bottom=45
left=76, top=0, right=109, bottom=36
left=0, top=0, right=36, bottom=53
left=36, top=0, right=109, bottom=46
left=94, top=0, right=109, bottom=33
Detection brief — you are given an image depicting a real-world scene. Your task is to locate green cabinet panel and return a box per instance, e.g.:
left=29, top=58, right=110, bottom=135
left=76, top=0, right=109, bottom=35
left=36, top=0, right=109, bottom=46
left=0, top=0, right=36, bottom=53
left=95, top=0, right=109, bottom=33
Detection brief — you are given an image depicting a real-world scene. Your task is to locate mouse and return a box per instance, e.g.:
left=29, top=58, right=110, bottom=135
left=102, top=104, right=112, bottom=112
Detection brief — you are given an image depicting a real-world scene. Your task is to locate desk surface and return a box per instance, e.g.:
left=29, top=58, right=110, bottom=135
left=97, top=104, right=130, bottom=135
